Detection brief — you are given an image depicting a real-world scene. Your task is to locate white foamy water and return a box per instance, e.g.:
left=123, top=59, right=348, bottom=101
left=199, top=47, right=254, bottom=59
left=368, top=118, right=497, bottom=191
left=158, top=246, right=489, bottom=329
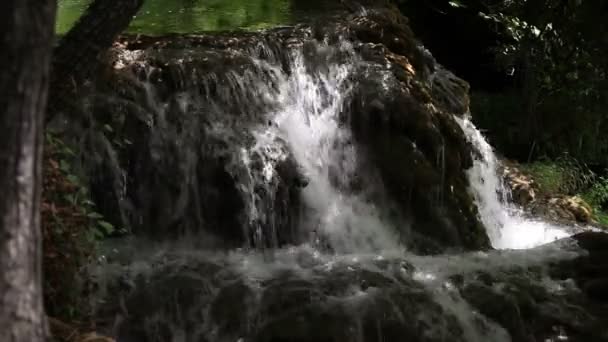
left=265, top=44, right=400, bottom=254
left=246, top=43, right=580, bottom=253
left=456, top=116, right=575, bottom=249
left=93, top=40, right=596, bottom=342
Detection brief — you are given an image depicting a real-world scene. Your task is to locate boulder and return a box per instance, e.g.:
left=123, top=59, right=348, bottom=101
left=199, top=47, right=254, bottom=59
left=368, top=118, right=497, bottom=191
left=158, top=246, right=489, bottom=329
left=549, top=196, right=594, bottom=223
left=60, top=0, right=490, bottom=252
left=502, top=164, right=536, bottom=206
left=502, top=161, right=596, bottom=224
left=90, top=233, right=608, bottom=341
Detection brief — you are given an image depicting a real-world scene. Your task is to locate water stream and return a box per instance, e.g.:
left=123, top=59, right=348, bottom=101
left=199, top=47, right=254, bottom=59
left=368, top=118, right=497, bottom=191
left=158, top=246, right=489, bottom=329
left=87, top=26, right=592, bottom=342
left=457, top=117, right=580, bottom=249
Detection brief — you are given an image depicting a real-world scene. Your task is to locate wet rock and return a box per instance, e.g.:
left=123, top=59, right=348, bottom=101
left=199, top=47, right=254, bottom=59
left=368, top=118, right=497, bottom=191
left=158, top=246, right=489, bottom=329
left=348, top=32, right=488, bottom=251
left=429, top=67, right=471, bottom=116
left=502, top=161, right=595, bottom=224
left=583, top=278, right=608, bottom=301
left=549, top=196, right=594, bottom=223
left=96, top=254, right=469, bottom=342
left=66, top=0, right=489, bottom=252
left=90, top=234, right=608, bottom=342
left=457, top=233, right=608, bottom=342
left=502, top=164, right=537, bottom=206
left=569, top=232, right=608, bottom=303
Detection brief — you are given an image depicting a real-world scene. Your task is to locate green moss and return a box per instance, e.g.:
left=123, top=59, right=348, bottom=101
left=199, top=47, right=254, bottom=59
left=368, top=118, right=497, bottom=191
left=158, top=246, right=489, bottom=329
left=57, top=0, right=293, bottom=35
left=521, top=159, right=608, bottom=228
left=520, top=162, right=564, bottom=194
left=581, top=181, right=608, bottom=228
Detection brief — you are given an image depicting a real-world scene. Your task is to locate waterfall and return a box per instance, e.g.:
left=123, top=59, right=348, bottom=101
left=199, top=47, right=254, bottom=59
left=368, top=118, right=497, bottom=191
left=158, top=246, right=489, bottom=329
left=120, top=38, right=401, bottom=253
left=456, top=116, right=574, bottom=249
left=83, top=17, right=601, bottom=341
left=108, top=33, right=585, bottom=253
left=248, top=42, right=400, bottom=254
left=104, top=31, right=587, bottom=254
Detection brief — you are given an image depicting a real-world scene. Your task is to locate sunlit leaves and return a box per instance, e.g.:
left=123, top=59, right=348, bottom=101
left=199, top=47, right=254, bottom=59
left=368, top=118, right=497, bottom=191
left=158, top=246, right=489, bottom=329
left=57, top=0, right=292, bottom=35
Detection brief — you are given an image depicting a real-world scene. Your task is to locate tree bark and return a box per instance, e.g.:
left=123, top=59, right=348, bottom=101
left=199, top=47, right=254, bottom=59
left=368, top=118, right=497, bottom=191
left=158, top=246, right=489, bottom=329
left=0, top=0, right=57, bottom=341
left=48, top=0, right=144, bottom=122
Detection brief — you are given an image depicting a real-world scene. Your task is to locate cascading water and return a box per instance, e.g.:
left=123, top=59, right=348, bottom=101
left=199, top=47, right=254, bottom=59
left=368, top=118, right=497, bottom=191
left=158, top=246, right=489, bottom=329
left=127, top=38, right=402, bottom=253
left=457, top=116, right=579, bottom=249
left=264, top=43, right=401, bottom=254
left=79, top=6, right=605, bottom=340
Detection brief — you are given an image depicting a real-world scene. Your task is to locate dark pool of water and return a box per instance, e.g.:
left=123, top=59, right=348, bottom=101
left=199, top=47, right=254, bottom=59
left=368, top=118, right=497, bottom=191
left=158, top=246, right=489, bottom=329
left=57, top=0, right=338, bottom=35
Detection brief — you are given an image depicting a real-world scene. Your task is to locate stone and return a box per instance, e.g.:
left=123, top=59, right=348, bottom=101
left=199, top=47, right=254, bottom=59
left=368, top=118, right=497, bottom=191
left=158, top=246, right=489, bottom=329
left=557, top=196, right=594, bottom=223
left=502, top=164, right=537, bottom=206
left=66, top=0, right=490, bottom=253
left=502, top=161, right=595, bottom=224
left=91, top=233, right=608, bottom=341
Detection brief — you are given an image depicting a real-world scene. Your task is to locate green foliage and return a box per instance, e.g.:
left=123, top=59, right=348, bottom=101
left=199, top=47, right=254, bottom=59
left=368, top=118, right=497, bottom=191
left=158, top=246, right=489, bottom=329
left=592, top=210, right=608, bottom=227
left=45, top=131, right=120, bottom=243
left=44, top=131, right=129, bottom=321
left=521, top=162, right=563, bottom=194
left=521, top=154, right=608, bottom=227
left=57, top=0, right=292, bottom=35
left=476, top=0, right=608, bottom=166
left=583, top=176, right=608, bottom=209
left=521, top=154, right=595, bottom=195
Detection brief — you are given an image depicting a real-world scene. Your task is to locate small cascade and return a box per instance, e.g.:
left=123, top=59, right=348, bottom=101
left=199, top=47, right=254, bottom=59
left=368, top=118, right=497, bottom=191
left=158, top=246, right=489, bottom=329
left=71, top=4, right=607, bottom=340
left=457, top=116, right=574, bottom=249
left=109, top=43, right=303, bottom=246
left=269, top=43, right=400, bottom=254
left=109, top=36, right=400, bottom=253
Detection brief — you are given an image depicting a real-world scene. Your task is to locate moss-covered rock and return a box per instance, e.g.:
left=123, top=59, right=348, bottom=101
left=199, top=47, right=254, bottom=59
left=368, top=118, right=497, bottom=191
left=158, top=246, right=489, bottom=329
left=55, top=0, right=490, bottom=253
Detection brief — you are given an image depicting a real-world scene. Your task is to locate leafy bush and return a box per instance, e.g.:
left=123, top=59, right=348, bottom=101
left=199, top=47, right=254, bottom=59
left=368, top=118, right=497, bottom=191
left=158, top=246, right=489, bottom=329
left=521, top=154, right=595, bottom=195
left=521, top=154, right=608, bottom=227
left=584, top=176, right=608, bottom=210
left=43, top=131, right=119, bottom=321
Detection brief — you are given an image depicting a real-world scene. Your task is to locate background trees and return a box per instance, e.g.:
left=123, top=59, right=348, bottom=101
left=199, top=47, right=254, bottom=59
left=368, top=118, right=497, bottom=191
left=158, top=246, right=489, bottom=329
left=395, top=0, right=608, bottom=219
left=475, top=0, right=608, bottom=167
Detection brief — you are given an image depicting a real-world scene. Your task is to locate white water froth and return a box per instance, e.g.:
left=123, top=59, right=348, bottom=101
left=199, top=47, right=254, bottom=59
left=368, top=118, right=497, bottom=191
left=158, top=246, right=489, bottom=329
left=94, top=40, right=595, bottom=342
left=252, top=43, right=401, bottom=254
left=457, top=116, right=576, bottom=249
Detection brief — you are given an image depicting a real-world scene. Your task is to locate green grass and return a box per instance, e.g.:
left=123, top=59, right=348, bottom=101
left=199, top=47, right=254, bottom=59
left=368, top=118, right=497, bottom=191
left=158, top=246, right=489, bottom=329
left=521, top=159, right=608, bottom=227
left=594, top=210, right=608, bottom=226
left=520, top=162, right=565, bottom=194
left=57, top=0, right=294, bottom=35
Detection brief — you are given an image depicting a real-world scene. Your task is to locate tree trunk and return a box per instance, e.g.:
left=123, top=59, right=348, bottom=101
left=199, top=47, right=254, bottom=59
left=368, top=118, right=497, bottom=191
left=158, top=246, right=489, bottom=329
left=48, top=0, right=144, bottom=122
left=0, top=0, right=57, bottom=341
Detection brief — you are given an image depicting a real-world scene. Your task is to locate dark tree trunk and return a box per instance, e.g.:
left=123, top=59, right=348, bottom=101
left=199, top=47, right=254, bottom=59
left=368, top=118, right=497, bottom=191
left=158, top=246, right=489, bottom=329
left=0, top=0, right=56, bottom=340
left=48, top=0, right=144, bottom=122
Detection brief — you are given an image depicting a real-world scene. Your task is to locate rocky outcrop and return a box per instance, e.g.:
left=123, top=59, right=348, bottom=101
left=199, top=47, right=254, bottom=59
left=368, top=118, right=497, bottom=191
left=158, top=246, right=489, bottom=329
left=502, top=163, right=537, bottom=205
left=89, top=232, right=608, bottom=341
left=503, top=162, right=596, bottom=224
left=543, top=196, right=594, bottom=223
left=54, top=0, right=489, bottom=252
left=345, top=7, right=488, bottom=252
left=48, top=3, right=608, bottom=340
left=459, top=232, right=608, bottom=342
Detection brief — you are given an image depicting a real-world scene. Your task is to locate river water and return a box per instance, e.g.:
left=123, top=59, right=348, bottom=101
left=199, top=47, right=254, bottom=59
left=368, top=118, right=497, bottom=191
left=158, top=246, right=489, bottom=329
left=61, top=3, right=596, bottom=340
left=85, top=35, right=589, bottom=341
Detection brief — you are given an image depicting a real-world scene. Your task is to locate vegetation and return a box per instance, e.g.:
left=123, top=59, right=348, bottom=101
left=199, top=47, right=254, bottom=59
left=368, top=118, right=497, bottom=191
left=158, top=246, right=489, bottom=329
left=1, top=0, right=607, bottom=340
left=474, top=0, right=608, bottom=167
left=57, top=0, right=292, bottom=34
left=43, top=131, right=129, bottom=326
left=521, top=154, right=608, bottom=226
left=42, top=132, right=96, bottom=321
